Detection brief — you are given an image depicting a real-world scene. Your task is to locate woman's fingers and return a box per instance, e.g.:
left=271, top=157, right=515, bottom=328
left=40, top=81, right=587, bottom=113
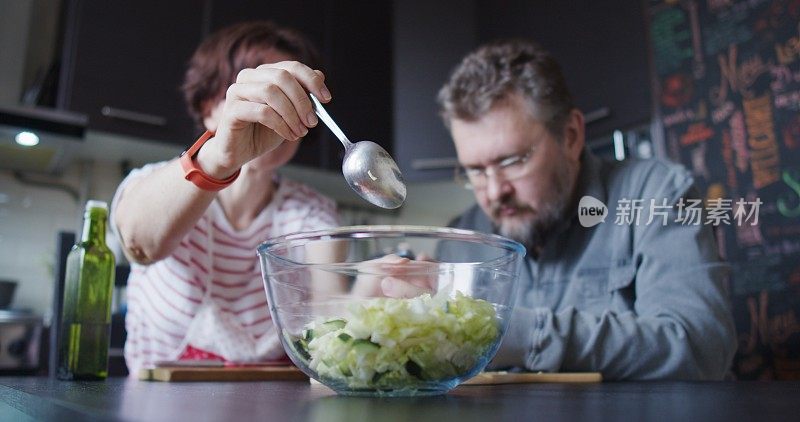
left=370, top=254, right=438, bottom=293
left=260, top=83, right=307, bottom=138
left=208, top=62, right=329, bottom=168
left=356, top=254, right=441, bottom=298
left=413, top=253, right=439, bottom=289
left=224, top=100, right=296, bottom=142
left=267, top=61, right=330, bottom=103
left=267, top=66, right=318, bottom=128
left=351, top=274, right=384, bottom=297
left=380, top=277, right=433, bottom=299
left=226, top=83, right=307, bottom=139
left=239, top=61, right=330, bottom=128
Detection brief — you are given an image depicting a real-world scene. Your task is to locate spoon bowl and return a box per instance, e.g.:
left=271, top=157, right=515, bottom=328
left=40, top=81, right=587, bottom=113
left=342, top=140, right=406, bottom=209
left=309, top=94, right=406, bottom=209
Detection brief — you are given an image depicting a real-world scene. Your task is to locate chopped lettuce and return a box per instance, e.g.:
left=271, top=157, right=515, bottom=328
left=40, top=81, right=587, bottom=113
left=287, top=291, right=499, bottom=389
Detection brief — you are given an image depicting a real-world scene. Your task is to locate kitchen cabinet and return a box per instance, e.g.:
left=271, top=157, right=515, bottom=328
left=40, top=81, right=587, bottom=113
left=207, top=0, right=394, bottom=170
left=392, top=0, right=651, bottom=182
left=206, top=0, right=328, bottom=168
left=392, top=0, right=477, bottom=182
left=58, top=0, right=393, bottom=171
left=58, top=0, right=203, bottom=145
left=395, top=0, right=651, bottom=181
left=475, top=0, right=652, bottom=141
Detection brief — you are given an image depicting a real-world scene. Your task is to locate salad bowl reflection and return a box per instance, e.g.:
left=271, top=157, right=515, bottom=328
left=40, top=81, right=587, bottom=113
left=258, top=225, right=525, bottom=396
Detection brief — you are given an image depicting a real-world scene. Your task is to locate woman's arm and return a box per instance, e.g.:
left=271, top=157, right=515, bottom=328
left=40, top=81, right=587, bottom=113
left=113, top=159, right=215, bottom=264
left=115, top=61, right=330, bottom=264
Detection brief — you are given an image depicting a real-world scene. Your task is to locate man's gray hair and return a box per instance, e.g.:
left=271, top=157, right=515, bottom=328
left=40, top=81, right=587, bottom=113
left=437, top=39, right=574, bottom=137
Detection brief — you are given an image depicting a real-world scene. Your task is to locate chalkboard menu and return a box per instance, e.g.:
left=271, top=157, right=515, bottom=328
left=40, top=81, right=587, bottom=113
left=648, top=0, right=800, bottom=379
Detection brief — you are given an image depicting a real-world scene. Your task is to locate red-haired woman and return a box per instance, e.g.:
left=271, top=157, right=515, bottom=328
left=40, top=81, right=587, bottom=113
left=111, top=21, right=338, bottom=373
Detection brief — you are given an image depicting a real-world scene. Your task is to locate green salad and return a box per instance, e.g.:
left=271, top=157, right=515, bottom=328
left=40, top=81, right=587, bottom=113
left=286, top=291, right=500, bottom=389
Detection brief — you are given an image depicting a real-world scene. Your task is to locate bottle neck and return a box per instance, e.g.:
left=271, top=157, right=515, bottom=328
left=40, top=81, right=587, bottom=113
left=81, top=209, right=107, bottom=244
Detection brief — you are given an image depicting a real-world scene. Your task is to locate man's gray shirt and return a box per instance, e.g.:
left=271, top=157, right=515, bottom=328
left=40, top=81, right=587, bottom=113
left=447, top=151, right=737, bottom=380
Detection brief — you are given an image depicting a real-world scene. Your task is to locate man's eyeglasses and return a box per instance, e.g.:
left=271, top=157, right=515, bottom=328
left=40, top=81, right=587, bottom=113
left=454, top=146, right=537, bottom=190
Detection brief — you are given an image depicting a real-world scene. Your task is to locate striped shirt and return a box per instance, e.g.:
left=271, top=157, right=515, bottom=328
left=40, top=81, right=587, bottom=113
left=111, top=162, right=338, bottom=372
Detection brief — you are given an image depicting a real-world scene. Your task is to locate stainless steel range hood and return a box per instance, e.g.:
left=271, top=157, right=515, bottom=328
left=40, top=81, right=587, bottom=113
left=0, top=105, right=87, bottom=174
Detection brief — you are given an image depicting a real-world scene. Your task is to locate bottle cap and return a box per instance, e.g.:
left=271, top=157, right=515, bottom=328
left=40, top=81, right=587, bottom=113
left=85, top=200, right=108, bottom=212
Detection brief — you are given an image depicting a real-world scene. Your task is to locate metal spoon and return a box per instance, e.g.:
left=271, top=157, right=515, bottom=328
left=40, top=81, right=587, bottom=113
left=309, top=93, right=407, bottom=209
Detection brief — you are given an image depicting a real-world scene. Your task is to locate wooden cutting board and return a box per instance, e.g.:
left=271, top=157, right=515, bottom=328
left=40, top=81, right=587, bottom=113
left=461, top=371, right=602, bottom=385
left=138, top=365, right=308, bottom=382
left=308, top=371, right=602, bottom=387
left=139, top=365, right=599, bottom=384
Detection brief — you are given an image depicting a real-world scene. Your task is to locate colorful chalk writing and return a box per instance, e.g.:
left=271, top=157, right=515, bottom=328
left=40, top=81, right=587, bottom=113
left=687, top=0, right=706, bottom=78
left=648, top=0, right=800, bottom=381
left=704, top=6, right=754, bottom=55
left=769, top=64, right=800, bottom=92
left=710, top=45, right=769, bottom=106
left=663, top=107, right=698, bottom=126
left=722, top=129, right=739, bottom=189
left=712, top=100, right=736, bottom=123
left=681, top=122, right=714, bottom=145
left=782, top=115, right=800, bottom=149
left=743, top=95, right=781, bottom=188
left=777, top=168, right=800, bottom=217
left=729, top=110, right=750, bottom=172
left=651, top=8, right=694, bottom=75
left=775, top=22, right=800, bottom=64
left=773, top=89, right=800, bottom=110
left=691, top=142, right=711, bottom=179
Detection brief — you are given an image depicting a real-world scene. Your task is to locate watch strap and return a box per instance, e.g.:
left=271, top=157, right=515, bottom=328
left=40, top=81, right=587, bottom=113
left=179, top=130, right=240, bottom=191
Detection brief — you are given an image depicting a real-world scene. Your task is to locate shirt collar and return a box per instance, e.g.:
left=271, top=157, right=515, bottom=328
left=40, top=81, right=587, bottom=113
left=530, top=148, right=603, bottom=247
left=571, top=148, right=607, bottom=217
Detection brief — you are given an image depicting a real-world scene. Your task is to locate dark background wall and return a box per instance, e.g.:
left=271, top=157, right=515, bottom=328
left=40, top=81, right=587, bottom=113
left=648, top=0, right=800, bottom=380
left=393, top=0, right=654, bottom=181
left=475, top=0, right=653, bottom=141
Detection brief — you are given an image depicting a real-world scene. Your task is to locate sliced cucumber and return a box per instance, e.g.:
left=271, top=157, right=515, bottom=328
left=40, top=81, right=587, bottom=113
left=352, top=339, right=380, bottom=350
left=371, top=371, right=386, bottom=383
left=309, top=319, right=347, bottom=341
left=405, top=359, right=424, bottom=379
left=418, top=357, right=458, bottom=380
left=321, top=319, right=346, bottom=330
left=299, top=292, right=500, bottom=389
left=283, top=330, right=312, bottom=363
left=338, top=361, right=352, bottom=376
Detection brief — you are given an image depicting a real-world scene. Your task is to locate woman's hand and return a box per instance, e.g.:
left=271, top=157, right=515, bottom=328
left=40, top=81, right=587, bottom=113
left=196, top=61, right=330, bottom=178
left=352, top=254, right=439, bottom=298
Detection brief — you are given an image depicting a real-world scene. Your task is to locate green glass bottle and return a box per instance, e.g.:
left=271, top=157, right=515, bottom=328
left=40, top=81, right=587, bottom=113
left=57, top=200, right=116, bottom=380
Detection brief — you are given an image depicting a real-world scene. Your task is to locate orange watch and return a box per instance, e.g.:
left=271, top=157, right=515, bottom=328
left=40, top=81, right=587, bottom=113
left=180, top=130, right=240, bottom=191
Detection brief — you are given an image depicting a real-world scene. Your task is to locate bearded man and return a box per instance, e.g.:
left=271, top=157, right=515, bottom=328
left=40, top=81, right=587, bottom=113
left=437, top=40, right=736, bottom=380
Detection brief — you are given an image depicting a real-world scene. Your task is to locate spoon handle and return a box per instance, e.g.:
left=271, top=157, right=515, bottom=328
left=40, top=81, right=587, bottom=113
left=309, top=93, right=352, bottom=148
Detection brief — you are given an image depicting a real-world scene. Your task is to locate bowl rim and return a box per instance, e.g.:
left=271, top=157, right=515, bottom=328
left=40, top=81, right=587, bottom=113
left=257, top=225, right=526, bottom=268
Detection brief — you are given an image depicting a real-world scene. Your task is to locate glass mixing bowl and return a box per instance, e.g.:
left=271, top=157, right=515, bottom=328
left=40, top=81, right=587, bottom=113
left=258, top=225, right=525, bottom=396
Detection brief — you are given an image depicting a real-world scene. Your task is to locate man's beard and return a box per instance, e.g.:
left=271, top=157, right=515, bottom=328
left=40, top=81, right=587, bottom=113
left=490, top=164, right=575, bottom=251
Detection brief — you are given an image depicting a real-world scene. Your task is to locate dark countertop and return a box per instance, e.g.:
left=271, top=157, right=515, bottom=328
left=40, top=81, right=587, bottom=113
left=0, top=377, right=798, bottom=421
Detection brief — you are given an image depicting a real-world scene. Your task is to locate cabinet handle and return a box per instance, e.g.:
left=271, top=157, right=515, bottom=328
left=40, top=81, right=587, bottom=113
left=101, top=106, right=167, bottom=126
left=410, top=157, right=460, bottom=171
left=410, top=107, right=612, bottom=172
left=584, top=106, right=611, bottom=125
